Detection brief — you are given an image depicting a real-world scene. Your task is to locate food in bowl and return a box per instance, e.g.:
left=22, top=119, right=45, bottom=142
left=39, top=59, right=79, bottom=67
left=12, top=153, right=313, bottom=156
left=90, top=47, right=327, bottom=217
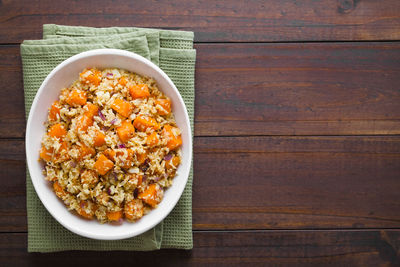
left=39, top=67, right=182, bottom=223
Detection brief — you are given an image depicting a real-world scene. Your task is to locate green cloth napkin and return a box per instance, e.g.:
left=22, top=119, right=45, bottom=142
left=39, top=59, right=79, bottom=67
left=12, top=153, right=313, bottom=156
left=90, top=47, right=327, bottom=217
left=20, top=24, right=196, bottom=252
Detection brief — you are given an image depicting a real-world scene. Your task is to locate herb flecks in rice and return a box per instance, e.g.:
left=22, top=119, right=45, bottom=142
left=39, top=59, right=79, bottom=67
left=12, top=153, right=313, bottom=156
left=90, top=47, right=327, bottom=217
left=39, top=68, right=182, bottom=223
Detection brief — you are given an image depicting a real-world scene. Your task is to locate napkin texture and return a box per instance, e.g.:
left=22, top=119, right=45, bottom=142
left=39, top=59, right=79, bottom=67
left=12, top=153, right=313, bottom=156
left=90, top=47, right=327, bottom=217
left=21, top=24, right=195, bottom=252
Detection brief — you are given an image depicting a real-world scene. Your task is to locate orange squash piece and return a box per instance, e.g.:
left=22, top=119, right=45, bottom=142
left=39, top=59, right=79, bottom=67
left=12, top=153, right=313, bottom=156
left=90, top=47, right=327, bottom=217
left=138, top=184, right=163, bottom=208
left=104, top=148, right=134, bottom=169
left=40, top=146, right=53, bottom=162
left=80, top=68, right=102, bottom=86
left=165, top=155, right=181, bottom=170
left=53, top=141, right=69, bottom=163
left=118, top=149, right=134, bottom=169
left=40, top=141, right=69, bottom=163
left=129, top=84, right=150, bottom=99
left=66, top=89, right=87, bottom=106
left=106, top=210, right=123, bottom=221
left=93, top=130, right=106, bottom=147
left=135, top=150, right=147, bottom=165
left=76, top=115, right=93, bottom=132
left=78, top=200, right=95, bottom=219
left=48, top=123, right=67, bottom=139
left=83, top=102, right=99, bottom=118
left=49, top=101, right=61, bottom=121
left=118, top=77, right=128, bottom=86
left=78, top=144, right=95, bottom=160
left=103, top=148, right=116, bottom=161
left=111, top=98, right=132, bottom=118
left=124, top=199, right=144, bottom=221
left=94, top=154, right=114, bottom=175
left=80, top=169, right=98, bottom=187
left=53, top=181, right=67, bottom=199
left=146, top=132, right=159, bottom=147
left=133, top=115, right=160, bottom=132
left=162, top=125, right=182, bottom=150
left=116, top=120, right=135, bottom=143
left=155, top=99, right=171, bottom=115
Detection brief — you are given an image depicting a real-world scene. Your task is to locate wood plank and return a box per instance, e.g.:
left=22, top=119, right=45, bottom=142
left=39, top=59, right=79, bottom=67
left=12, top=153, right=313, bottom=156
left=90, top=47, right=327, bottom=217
left=1, top=230, right=399, bottom=266
left=193, top=136, right=400, bottom=230
left=0, top=0, right=400, bottom=43
left=195, top=42, right=400, bottom=136
left=1, top=42, right=400, bottom=138
left=0, top=46, right=25, bottom=138
left=1, top=136, right=399, bottom=231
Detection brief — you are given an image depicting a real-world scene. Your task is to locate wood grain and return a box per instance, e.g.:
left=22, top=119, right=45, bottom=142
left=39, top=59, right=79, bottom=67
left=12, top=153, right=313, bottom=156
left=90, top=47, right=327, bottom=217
left=1, top=230, right=399, bottom=266
left=1, top=136, right=399, bottom=231
left=195, top=42, right=400, bottom=136
left=0, top=0, right=400, bottom=43
left=1, top=42, right=400, bottom=138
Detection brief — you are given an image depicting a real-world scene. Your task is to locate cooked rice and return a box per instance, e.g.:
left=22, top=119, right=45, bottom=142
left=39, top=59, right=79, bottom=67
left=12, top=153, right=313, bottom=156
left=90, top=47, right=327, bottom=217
left=39, top=68, right=182, bottom=223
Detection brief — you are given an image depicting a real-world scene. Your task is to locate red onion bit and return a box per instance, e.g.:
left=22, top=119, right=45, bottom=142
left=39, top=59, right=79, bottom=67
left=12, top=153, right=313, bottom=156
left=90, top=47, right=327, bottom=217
left=154, top=176, right=161, bottom=182
left=118, top=144, right=126, bottom=148
left=98, top=110, right=106, bottom=121
left=110, top=218, right=123, bottom=226
left=133, top=188, right=139, bottom=198
left=110, top=118, right=117, bottom=125
left=142, top=175, right=148, bottom=182
left=69, top=161, right=77, bottom=168
left=164, top=154, right=173, bottom=161
left=106, top=72, right=113, bottom=78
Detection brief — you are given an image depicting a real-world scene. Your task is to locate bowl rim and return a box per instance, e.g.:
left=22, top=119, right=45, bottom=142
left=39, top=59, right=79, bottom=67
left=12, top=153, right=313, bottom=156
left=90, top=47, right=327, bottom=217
left=25, top=48, right=192, bottom=240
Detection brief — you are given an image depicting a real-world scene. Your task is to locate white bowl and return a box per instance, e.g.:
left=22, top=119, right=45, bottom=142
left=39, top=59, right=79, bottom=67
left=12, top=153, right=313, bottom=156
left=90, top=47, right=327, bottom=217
left=26, top=49, right=192, bottom=240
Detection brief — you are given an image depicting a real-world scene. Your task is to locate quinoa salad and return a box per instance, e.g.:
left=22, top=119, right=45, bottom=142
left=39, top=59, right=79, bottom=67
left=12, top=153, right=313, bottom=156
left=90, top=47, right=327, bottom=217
left=39, top=68, right=182, bottom=223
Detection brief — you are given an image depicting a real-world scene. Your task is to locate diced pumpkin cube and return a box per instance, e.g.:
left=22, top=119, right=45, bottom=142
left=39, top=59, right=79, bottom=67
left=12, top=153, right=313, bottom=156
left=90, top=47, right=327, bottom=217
left=165, top=155, right=181, bottom=171
left=138, top=184, right=163, bottom=208
left=49, top=101, right=61, bottom=121
left=104, top=148, right=134, bottom=169
left=162, top=125, right=182, bottom=150
left=76, top=115, right=93, bottom=132
left=129, top=84, right=150, bottom=99
left=80, top=169, right=98, bottom=188
left=94, top=154, right=114, bottom=175
left=93, top=130, right=106, bottom=147
left=40, top=146, right=53, bottom=162
left=80, top=68, right=102, bottom=86
left=78, top=144, right=95, bottom=160
left=118, top=77, right=128, bottom=86
left=136, top=150, right=147, bottom=165
left=155, top=99, right=171, bottom=115
left=83, top=102, right=99, bottom=118
left=103, top=148, right=116, bottom=161
left=111, top=98, right=132, bottom=118
left=133, top=115, right=160, bottom=132
left=116, top=120, right=135, bottom=143
left=121, top=149, right=135, bottom=169
left=78, top=200, right=95, bottom=219
left=40, top=142, right=69, bottom=163
left=53, top=181, right=67, bottom=199
left=124, top=199, right=144, bottom=221
left=146, top=132, right=159, bottom=147
left=106, top=210, right=123, bottom=221
left=53, top=141, right=69, bottom=163
left=48, top=123, right=67, bottom=139
left=116, top=148, right=134, bottom=169
left=65, top=89, right=87, bottom=106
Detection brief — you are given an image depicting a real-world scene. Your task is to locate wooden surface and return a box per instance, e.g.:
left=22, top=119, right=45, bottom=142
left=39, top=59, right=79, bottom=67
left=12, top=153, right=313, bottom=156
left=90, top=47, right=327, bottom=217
left=0, top=0, right=399, bottom=266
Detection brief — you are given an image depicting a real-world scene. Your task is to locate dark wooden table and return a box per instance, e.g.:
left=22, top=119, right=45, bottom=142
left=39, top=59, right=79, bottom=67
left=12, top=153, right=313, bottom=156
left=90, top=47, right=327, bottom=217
left=0, top=0, right=399, bottom=266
